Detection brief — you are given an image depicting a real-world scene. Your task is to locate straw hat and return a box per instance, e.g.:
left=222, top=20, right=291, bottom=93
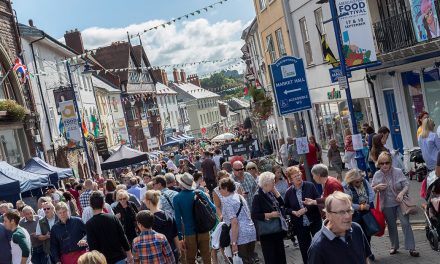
left=176, top=173, right=196, bottom=190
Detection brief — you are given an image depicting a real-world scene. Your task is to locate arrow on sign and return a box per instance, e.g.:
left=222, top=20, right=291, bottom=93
left=284, top=88, right=301, bottom=95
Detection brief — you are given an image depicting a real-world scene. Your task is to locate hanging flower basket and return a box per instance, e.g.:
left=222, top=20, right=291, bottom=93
left=0, top=99, right=27, bottom=122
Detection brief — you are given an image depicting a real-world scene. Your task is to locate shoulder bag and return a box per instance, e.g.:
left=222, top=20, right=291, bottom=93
left=219, top=197, right=244, bottom=248
left=370, top=193, right=386, bottom=237
left=400, top=194, right=418, bottom=215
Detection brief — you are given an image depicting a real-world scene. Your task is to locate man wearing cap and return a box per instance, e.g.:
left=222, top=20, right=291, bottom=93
left=173, top=173, right=216, bottom=264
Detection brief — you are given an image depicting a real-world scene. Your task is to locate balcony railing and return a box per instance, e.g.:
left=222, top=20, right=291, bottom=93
left=373, top=10, right=417, bottom=54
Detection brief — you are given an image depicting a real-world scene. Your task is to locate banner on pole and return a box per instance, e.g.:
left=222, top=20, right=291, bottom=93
left=115, top=118, right=129, bottom=143
left=335, top=0, right=377, bottom=67
left=59, top=100, right=82, bottom=148
left=410, top=0, right=440, bottom=42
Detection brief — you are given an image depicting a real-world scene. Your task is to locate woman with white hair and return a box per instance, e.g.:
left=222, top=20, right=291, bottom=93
left=251, top=172, right=287, bottom=264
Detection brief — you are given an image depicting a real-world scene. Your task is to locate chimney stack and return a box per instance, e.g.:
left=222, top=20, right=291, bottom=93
left=28, top=19, right=34, bottom=27
left=64, top=29, right=85, bottom=54
left=172, top=68, right=180, bottom=83
left=188, top=74, right=201, bottom=87
left=180, top=69, right=187, bottom=83
left=161, top=70, right=169, bottom=85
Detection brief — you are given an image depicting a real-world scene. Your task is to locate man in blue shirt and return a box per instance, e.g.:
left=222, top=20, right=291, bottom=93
left=173, top=173, right=215, bottom=264
left=127, top=177, right=142, bottom=201
left=308, top=191, right=372, bottom=264
left=50, top=202, right=87, bottom=264
left=0, top=222, right=12, bottom=264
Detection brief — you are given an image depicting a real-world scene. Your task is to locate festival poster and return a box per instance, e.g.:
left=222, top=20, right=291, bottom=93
left=335, top=0, right=377, bottom=67
left=59, top=100, right=82, bottom=148
left=410, top=0, right=440, bottom=42
left=116, top=118, right=129, bottom=144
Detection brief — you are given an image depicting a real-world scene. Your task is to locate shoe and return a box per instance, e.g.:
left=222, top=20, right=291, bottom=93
left=409, top=250, right=420, bottom=257
left=389, top=249, right=398, bottom=255
left=368, top=254, right=375, bottom=261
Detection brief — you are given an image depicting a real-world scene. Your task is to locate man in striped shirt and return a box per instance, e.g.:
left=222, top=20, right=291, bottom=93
left=132, top=210, right=175, bottom=264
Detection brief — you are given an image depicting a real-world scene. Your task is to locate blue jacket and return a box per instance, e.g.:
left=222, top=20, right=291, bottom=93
left=50, top=217, right=86, bottom=263
left=173, top=190, right=215, bottom=240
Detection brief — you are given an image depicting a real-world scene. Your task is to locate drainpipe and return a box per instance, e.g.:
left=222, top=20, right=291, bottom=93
left=30, top=35, right=57, bottom=162
left=367, top=75, right=381, bottom=128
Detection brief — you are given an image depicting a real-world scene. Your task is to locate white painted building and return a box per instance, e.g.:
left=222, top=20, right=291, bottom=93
left=20, top=23, right=99, bottom=163
left=171, top=82, right=221, bottom=138
left=155, top=82, right=179, bottom=131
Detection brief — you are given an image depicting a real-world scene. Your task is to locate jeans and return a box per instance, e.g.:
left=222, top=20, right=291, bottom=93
left=382, top=206, right=416, bottom=250
left=31, top=246, right=49, bottom=264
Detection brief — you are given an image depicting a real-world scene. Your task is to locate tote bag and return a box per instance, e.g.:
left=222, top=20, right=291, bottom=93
left=370, top=193, right=386, bottom=237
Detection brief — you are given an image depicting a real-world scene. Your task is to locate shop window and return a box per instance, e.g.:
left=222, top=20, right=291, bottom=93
left=299, top=17, right=313, bottom=66
left=423, top=67, right=440, bottom=130
left=275, top=29, right=287, bottom=57
left=401, top=70, right=423, bottom=142
left=0, top=128, right=25, bottom=167
left=266, top=34, right=276, bottom=63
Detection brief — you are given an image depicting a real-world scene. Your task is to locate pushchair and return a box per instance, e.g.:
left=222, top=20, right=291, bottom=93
left=409, top=148, right=428, bottom=182
left=423, top=172, right=440, bottom=251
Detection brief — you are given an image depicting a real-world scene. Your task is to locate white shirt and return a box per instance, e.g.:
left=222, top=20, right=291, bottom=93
left=35, top=216, right=56, bottom=236
left=213, top=155, right=222, bottom=170
left=82, top=204, right=114, bottom=223
left=167, top=159, right=179, bottom=173
left=279, top=144, right=288, bottom=158
left=11, top=227, right=31, bottom=264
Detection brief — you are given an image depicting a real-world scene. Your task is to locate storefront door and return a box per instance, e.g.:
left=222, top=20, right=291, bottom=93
left=383, top=90, right=403, bottom=153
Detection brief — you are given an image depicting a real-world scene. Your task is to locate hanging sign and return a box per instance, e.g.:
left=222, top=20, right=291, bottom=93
left=59, top=100, right=82, bottom=148
left=409, top=0, right=440, bottom=42
left=221, top=139, right=260, bottom=158
left=335, top=0, right=377, bottom=67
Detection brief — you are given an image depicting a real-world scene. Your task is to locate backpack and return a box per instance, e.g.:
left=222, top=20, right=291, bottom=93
left=219, top=197, right=243, bottom=248
left=193, top=191, right=216, bottom=233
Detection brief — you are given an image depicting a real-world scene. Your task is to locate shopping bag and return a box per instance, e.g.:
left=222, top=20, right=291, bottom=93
left=361, top=211, right=380, bottom=236
left=370, top=193, right=386, bottom=237
left=232, top=254, right=244, bottom=264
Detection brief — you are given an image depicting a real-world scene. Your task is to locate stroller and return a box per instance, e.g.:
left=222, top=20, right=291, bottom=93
left=423, top=172, right=440, bottom=251
left=409, top=148, right=428, bottom=182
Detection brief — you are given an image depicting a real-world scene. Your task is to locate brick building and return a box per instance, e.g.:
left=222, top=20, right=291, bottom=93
left=0, top=0, right=38, bottom=167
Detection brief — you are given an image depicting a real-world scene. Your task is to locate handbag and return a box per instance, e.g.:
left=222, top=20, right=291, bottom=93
left=370, top=193, right=386, bottom=237
left=361, top=211, right=380, bottom=236
left=400, top=194, right=418, bottom=215
left=219, top=197, right=244, bottom=248
left=256, top=218, right=282, bottom=236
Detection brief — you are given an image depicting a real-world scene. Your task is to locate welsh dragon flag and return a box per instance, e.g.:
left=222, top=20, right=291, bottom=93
left=90, top=114, right=99, bottom=138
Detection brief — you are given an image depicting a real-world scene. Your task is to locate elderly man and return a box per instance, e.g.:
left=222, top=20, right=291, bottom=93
left=165, top=173, right=181, bottom=192
left=303, top=164, right=343, bottom=216
left=308, top=191, right=372, bottom=264
left=50, top=202, right=87, bottom=264
left=19, top=206, right=47, bottom=264
left=288, top=138, right=300, bottom=166
left=232, top=161, right=258, bottom=209
left=35, top=202, right=58, bottom=259
left=278, top=137, right=289, bottom=167
left=221, top=161, right=233, bottom=175
left=127, top=177, right=142, bottom=201
left=152, top=175, right=178, bottom=217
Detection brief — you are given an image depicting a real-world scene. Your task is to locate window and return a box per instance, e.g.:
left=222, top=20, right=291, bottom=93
left=314, top=8, right=327, bottom=60
left=259, top=0, right=266, bottom=11
left=266, top=34, right=276, bottom=63
left=299, top=17, right=313, bottom=65
left=0, top=128, right=28, bottom=167
left=275, top=29, right=287, bottom=57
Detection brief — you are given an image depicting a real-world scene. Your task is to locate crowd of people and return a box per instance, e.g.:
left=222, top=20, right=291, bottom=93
left=0, top=120, right=435, bottom=264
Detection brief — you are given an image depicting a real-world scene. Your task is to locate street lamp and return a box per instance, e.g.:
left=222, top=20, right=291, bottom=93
left=318, top=0, right=367, bottom=173
left=65, top=61, right=93, bottom=177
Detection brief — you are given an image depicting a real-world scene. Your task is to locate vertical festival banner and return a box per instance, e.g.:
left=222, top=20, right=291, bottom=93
left=410, top=0, right=440, bottom=42
left=59, top=100, right=82, bottom=148
left=335, top=0, right=377, bottom=67
left=115, top=118, right=129, bottom=144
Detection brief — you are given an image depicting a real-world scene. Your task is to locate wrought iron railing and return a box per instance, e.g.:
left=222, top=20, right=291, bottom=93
left=373, top=10, right=418, bottom=54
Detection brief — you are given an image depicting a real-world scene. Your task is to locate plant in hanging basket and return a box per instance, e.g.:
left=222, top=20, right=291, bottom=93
left=0, top=99, right=27, bottom=121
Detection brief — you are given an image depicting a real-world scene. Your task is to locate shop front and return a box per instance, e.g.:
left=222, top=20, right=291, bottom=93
left=310, top=79, right=376, bottom=151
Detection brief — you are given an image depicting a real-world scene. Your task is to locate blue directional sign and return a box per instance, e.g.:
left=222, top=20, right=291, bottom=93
left=270, top=56, right=312, bottom=116
left=329, top=66, right=352, bottom=83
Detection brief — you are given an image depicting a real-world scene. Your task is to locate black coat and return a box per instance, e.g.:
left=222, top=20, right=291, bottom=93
left=284, top=181, right=322, bottom=231
left=251, top=187, right=285, bottom=221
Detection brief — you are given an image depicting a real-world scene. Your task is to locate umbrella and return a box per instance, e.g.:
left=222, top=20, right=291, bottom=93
left=211, top=133, right=236, bottom=142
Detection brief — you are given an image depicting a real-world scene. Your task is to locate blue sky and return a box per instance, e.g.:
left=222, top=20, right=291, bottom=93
left=12, top=0, right=255, bottom=75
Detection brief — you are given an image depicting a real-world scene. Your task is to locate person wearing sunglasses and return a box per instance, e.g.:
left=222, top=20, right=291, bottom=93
left=343, top=169, right=375, bottom=261
left=232, top=161, right=257, bottom=209
left=35, top=202, right=58, bottom=260
left=308, top=191, right=372, bottom=264
left=112, top=190, right=139, bottom=243
left=372, top=152, right=419, bottom=257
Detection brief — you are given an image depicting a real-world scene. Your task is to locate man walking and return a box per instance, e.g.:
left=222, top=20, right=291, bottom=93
left=127, top=177, right=142, bottom=201
left=79, top=179, right=94, bottom=211
left=0, top=219, right=12, bottom=264
left=3, top=211, right=31, bottom=264
left=201, top=151, right=218, bottom=194
left=132, top=210, right=175, bottom=264
left=152, top=176, right=178, bottom=217
left=86, top=192, right=133, bottom=264
left=308, top=191, right=371, bottom=264
left=50, top=202, right=87, bottom=264
left=35, top=202, right=57, bottom=260
left=232, top=161, right=257, bottom=209
left=19, top=206, right=47, bottom=264
left=288, top=137, right=300, bottom=166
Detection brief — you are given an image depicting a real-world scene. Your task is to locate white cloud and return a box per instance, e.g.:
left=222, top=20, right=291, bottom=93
left=80, top=18, right=248, bottom=77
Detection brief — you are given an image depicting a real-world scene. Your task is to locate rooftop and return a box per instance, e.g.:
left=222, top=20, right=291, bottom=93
left=156, top=82, right=177, bottom=95
left=173, top=82, right=219, bottom=100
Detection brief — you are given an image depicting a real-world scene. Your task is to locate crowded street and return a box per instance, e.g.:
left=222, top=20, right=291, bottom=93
left=2, top=0, right=440, bottom=263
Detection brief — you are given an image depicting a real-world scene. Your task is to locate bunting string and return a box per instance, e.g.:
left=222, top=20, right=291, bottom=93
left=200, top=61, right=244, bottom=79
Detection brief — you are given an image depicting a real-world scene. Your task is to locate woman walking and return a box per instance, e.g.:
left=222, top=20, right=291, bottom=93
left=112, top=190, right=139, bottom=243
left=344, top=128, right=357, bottom=169
left=272, top=165, right=289, bottom=199
left=252, top=172, right=287, bottom=264
left=418, top=118, right=440, bottom=172
left=372, top=152, right=420, bottom=257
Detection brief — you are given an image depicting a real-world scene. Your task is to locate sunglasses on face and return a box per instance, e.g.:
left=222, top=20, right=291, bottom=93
left=234, top=168, right=244, bottom=171
left=119, top=198, right=128, bottom=201
left=43, top=208, right=51, bottom=211
left=379, top=161, right=391, bottom=166
left=247, top=167, right=257, bottom=170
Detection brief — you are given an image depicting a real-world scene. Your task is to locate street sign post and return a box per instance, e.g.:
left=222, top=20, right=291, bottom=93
left=329, top=66, right=352, bottom=83
left=221, top=139, right=260, bottom=158
left=338, top=76, right=348, bottom=90
left=270, top=56, right=312, bottom=116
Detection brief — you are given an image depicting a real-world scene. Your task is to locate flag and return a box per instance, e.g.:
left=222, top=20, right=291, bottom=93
left=316, top=25, right=339, bottom=68
left=13, top=58, right=28, bottom=82
left=58, top=117, right=65, bottom=137
left=243, top=79, right=249, bottom=95
left=82, top=113, right=89, bottom=137
left=90, top=114, right=99, bottom=138
left=255, top=79, right=262, bottom=89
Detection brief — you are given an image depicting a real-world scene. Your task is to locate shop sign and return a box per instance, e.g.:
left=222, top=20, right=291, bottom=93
left=409, top=0, right=440, bottom=42
left=270, top=56, right=312, bottom=116
left=95, top=137, right=109, bottom=156
left=59, top=100, right=82, bottom=148
left=327, top=88, right=342, bottom=100
left=329, top=66, right=352, bottom=83
left=336, top=0, right=377, bottom=67
left=147, top=137, right=159, bottom=149
left=221, top=139, right=260, bottom=158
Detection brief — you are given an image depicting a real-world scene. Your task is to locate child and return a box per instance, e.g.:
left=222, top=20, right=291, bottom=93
left=327, top=139, right=343, bottom=181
